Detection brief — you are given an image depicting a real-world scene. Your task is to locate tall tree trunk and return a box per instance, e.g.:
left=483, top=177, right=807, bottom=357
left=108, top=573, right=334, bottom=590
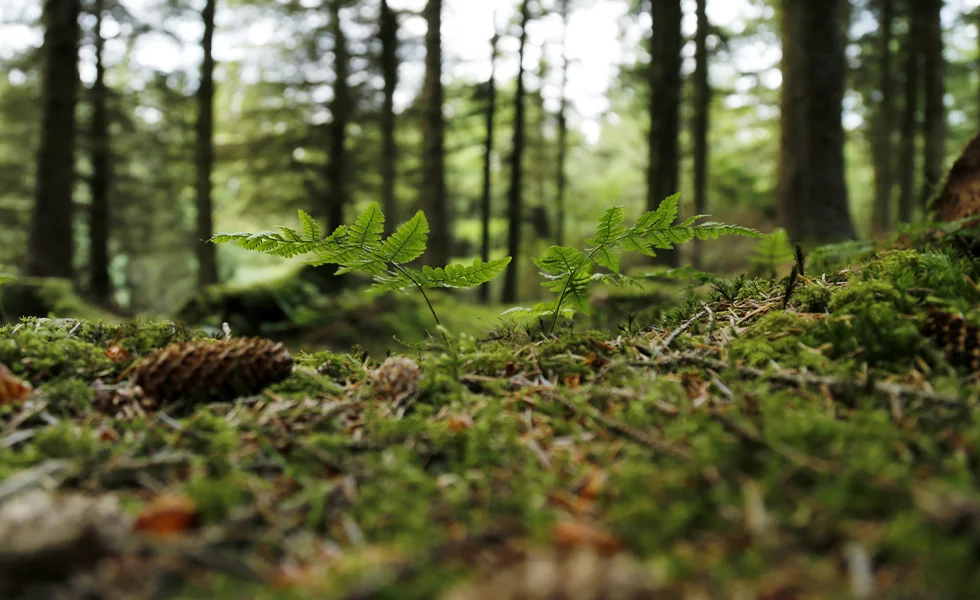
left=27, top=0, right=81, bottom=279
left=897, top=1, right=921, bottom=224
left=421, top=0, right=449, bottom=266
left=555, top=0, right=569, bottom=248
left=380, top=0, right=398, bottom=234
left=501, top=0, right=530, bottom=304
left=690, top=0, right=709, bottom=268
left=88, top=0, right=111, bottom=301
left=919, top=0, right=945, bottom=211
left=777, top=0, right=856, bottom=244
left=478, top=31, right=499, bottom=304
left=325, top=0, right=351, bottom=237
left=646, top=0, right=683, bottom=266
left=871, top=0, right=895, bottom=236
left=195, top=0, right=218, bottom=289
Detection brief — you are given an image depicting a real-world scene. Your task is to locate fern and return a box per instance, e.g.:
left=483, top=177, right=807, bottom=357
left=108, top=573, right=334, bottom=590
left=211, top=203, right=511, bottom=326
left=514, top=193, right=764, bottom=331
left=749, top=227, right=794, bottom=277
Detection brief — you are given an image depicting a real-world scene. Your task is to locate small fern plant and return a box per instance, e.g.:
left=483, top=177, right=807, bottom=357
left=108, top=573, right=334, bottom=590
left=210, top=202, right=511, bottom=326
left=506, top=193, right=764, bottom=332
left=749, top=226, right=794, bottom=277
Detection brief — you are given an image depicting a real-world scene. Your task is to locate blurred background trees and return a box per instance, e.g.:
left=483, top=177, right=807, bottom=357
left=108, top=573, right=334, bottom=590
left=2, top=0, right=978, bottom=316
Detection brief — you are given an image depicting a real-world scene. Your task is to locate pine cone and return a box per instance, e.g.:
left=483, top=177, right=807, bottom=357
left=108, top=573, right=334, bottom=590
left=131, top=338, right=293, bottom=406
left=439, top=548, right=668, bottom=600
left=922, top=308, right=980, bottom=371
left=371, top=356, right=422, bottom=403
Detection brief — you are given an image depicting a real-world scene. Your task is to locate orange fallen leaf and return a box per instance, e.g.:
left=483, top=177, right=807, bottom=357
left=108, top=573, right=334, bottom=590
left=552, top=520, right=623, bottom=555
left=577, top=468, right=608, bottom=501
left=133, top=494, right=200, bottom=536
left=104, top=345, right=130, bottom=362
left=0, top=363, right=32, bottom=405
left=447, top=414, right=474, bottom=432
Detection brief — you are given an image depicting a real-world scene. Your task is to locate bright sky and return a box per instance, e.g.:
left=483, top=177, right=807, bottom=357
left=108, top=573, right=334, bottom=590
left=2, top=0, right=978, bottom=142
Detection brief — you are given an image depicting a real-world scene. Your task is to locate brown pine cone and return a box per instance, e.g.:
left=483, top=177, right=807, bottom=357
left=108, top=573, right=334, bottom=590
left=922, top=308, right=980, bottom=372
left=131, top=337, right=293, bottom=406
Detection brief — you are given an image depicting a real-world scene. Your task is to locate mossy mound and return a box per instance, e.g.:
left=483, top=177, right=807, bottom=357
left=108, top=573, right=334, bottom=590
left=3, top=240, right=980, bottom=598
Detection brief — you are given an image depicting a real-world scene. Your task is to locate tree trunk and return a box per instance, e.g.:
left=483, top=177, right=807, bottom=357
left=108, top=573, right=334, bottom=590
left=871, top=0, right=895, bottom=236
left=195, top=0, right=218, bottom=289
left=88, top=0, right=111, bottom=301
left=325, top=0, right=351, bottom=236
left=919, top=0, right=945, bottom=211
left=777, top=0, right=856, bottom=244
left=380, top=0, right=398, bottom=234
left=690, top=0, right=709, bottom=268
left=501, top=0, right=530, bottom=304
left=555, top=0, right=569, bottom=248
left=421, top=0, right=449, bottom=266
left=27, top=0, right=81, bottom=279
left=897, top=0, right=921, bottom=224
left=646, top=0, right=683, bottom=266
left=478, top=31, right=499, bottom=304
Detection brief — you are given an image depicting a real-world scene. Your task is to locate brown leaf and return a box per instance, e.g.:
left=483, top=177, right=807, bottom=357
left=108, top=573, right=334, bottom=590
left=551, top=520, right=622, bottom=555
left=133, top=494, right=200, bottom=536
left=0, top=363, right=32, bottom=406
left=104, top=345, right=130, bottom=362
left=447, top=414, right=474, bottom=432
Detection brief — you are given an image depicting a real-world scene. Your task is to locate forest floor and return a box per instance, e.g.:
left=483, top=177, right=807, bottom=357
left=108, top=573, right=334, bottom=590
left=2, top=231, right=980, bottom=599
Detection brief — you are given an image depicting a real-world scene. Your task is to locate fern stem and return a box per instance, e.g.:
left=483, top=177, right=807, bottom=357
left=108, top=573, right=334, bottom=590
left=392, top=263, right=441, bottom=326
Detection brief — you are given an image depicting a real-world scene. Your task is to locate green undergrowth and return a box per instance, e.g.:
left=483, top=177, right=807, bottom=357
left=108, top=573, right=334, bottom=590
left=2, top=239, right=980, bottom=598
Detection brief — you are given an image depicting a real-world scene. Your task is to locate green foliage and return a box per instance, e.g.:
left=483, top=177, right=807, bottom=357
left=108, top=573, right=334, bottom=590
left=748, top=227, right=793, bottom=277
left=509, top=194, right=763, bottom=330
left=211, top=203, right=511, bottom=327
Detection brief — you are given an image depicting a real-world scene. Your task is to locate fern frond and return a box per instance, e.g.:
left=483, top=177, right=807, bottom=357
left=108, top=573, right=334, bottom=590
left=298, top=209, right=323, bottom=240
left=532, top=246, right=591, bottom=278
left=371, top=257, right=512, bottom=293
left=586, top=207, right=627, bottom=272
left=378, top=210, right=428, bottom=264
left=209, top=230, right=320, bottom=258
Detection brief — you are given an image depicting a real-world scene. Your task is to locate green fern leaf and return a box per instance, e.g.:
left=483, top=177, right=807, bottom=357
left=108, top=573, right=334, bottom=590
left=532, top=246, right=591, bottom=278
left=586, top=207, right=627, bottom=272
left=298, top=209, right=323, bottom=240
left=378, top=210, right=428, bottom=264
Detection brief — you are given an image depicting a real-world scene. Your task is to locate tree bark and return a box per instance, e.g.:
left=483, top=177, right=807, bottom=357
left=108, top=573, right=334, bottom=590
left=691, top=0, right=710, bottom=268
left=325, top=0, right=351, bottom=236
left=871, top=0, right=895, bottom=236
left=897, top=0, right=921, bottom=224
left=501, top=0, right=530, bottom=304
left=478, top=31, right=499, bottom=304
left=195, top=0, right=218, bottom=289
left=646, top=0, right=683, bottom=266
left=380, top=0, right=398, bottom=235
left=555, top=0, right=569, bottom=248
left=777, top=0, right=856, bottom=244
left=919, top=0, right=945, bottom=210
left=27, top=0, right=81, bottom=279
left=88, top=0, right=111, bottom=301
left=421, top=0, right=449, bottom=266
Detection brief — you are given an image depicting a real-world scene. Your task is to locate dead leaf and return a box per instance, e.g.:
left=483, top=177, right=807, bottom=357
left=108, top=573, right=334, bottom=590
left=104, top=345, right=130, bottom=362
left=0, top=363, right=31, bottom=406
left=133, top=494, right=200, bottom=536
left=551, top=520, right=622, bottom=555
left=447, top=414, right=474, bottom=432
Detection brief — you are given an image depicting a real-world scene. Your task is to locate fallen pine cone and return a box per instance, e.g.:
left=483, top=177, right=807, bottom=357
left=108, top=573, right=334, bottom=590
left=130, top=337, right=293, bottom=407
left=921, top=308, right=980, bottom=372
